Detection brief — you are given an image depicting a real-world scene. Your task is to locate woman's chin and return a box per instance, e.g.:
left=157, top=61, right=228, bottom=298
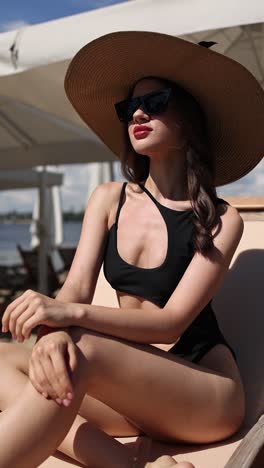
left=132, top=140, right=161, bottom=156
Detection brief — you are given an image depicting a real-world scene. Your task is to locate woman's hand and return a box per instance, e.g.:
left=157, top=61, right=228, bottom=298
left=1, top=289, right=77, bottom=342
left=29, top=330, right=78, bottom=406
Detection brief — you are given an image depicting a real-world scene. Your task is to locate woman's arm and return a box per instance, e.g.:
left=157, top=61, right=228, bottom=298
left=56, top=182, right=113, bottom=303
left=37, top=181, right=115, bottom=341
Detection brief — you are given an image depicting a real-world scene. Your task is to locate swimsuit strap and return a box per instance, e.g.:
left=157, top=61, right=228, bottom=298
left=138, top=182, right=159, bottom=206
left=115, top=182, right=127, bottom=227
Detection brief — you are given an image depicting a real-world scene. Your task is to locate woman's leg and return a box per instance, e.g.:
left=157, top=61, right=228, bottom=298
left=0, top=343, right=184, bottom=468
left=0, top=342, right=138, bottom=468
left=68, top=327, right=245, bottom=444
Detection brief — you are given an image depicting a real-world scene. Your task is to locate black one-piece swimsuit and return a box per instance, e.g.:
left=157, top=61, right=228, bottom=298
left=103, top=182, right=236, bottom=364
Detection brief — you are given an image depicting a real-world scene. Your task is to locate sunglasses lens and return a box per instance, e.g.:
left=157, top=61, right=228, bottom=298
left=126, top=99, right=140, bottom=121
left=144, top=90, right=171, bottom=114
left=115, top=101, right=128, bottom=122
left=115, top=88, right=172, bottom=122
left=115, top=98, right=139, bottom=122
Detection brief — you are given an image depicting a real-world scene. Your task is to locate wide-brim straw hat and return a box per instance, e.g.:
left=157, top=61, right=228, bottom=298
left=64, top=30, right=264, bottom=187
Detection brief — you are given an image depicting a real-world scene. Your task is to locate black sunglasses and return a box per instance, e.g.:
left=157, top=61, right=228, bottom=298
left=114, top=87, right=172, bottom=123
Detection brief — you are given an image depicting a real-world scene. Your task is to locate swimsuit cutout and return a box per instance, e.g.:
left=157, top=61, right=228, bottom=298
left=103, top=182, right=236, bottom=363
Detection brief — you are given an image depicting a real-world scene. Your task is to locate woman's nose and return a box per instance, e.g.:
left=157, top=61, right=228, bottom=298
left=133, top=105, right=150, bottom=122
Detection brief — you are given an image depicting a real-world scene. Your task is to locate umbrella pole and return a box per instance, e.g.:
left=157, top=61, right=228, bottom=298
left=38, top=167, right=48, bottom=294
left=109, top=161, right=115, bottom=181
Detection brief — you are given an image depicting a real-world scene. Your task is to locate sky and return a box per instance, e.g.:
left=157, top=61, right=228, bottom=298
left=0, top=1, right=263, bottom=213
left=0, top=0, right=127, bottom=31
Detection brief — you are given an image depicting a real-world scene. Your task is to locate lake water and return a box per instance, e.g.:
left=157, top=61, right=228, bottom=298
left=0, top=222, right=82, bottom=270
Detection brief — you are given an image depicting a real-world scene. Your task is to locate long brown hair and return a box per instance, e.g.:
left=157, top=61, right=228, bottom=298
left=119, top=77, right=224, bottom=257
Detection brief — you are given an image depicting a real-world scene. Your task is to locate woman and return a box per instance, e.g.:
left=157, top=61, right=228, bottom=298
left=1, top=31, right=264, bottom=468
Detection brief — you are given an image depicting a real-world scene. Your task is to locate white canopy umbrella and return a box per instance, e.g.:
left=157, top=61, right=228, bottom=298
left=30, top=183, right=63, bottom=293
left=0, top=96, right=115, bottom=170
left=0, top=168, right=62, bottom=189
left=0, top=167, right=63, bottom=293
left=0, top=95, right=115, bottom=292
left=0, top=95, right=116, bottom=292
left=30, top=184, right=63, bottom=251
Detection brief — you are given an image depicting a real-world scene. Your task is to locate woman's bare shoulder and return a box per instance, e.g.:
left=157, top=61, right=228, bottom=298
left=98, top=180, right=142, bottom=198
left=95, top=180, right=142, bottom=215
left=94, top=181, right=125, bottom=222
left=92, top=181, right=123, bottom=202
left=213, top=201, right=244, bottom=242
left=215, top=198, right=242, bottom=220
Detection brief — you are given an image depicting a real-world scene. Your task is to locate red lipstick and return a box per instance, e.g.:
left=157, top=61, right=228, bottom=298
left=133, top=125, right=152, bottom=138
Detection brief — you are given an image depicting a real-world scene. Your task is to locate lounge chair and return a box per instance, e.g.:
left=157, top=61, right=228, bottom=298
left=57, top=246, right=76, bottom=272
left=17, top=244, right=65, bottom=298
left=25, top=197, right=264, bottom=467
left=0, top=263, right=28, bottom=296
left=0, top=263, right=29, bottom=339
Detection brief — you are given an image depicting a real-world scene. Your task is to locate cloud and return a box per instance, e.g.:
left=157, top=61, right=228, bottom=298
left=61, top=161, right=123, bottom=211
left=0, top=165, right=88, bottom=214
left=61, top=164, right=90, bottom=212
left=0, top=20, right=29, bottom=33
left=0, top=189, right=35, bottom=213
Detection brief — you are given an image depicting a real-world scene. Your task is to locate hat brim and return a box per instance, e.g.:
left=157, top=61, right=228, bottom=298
left=64, top=30, right=264, bottom=187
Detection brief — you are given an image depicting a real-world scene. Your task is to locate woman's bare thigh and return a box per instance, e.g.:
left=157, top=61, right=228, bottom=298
left=0, top=342, right=143, bottom=437
left=69, top=329, right=246, bottom=444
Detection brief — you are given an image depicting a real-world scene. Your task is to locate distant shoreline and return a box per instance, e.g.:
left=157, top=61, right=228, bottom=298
left=0, top=212, right=84, bottom=224
left=0, top=222, right=82, bottom=267
left=0, top=219, right=83, bottom=225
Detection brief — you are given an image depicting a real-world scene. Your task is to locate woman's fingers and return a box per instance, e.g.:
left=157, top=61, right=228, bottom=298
left=68, top=342, right=78, bottom=375
left=9, top=303, right=29, bottom=339
left=14, top=299, right=46, bottom=342
left=15, top=305, right=39, bottom=342
left=40, top=356, right=63, bottom=401
left=2, top=292, right=28, bottom=332
left=2, top=289, right=45, bottom=339
left=50, top=350, right=74, bottom=405
left=29, top=331, right=78, bottom=406
left=35, top=353, right=60, bottom=400
left=31, top=343, right=75, bottom=406
left=21, top=311, right=45, bottom=340
left=29, top=360, right=47, bottom=396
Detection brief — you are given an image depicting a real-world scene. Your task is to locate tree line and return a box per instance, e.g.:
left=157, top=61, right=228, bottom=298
left=0, top=210, right=84, bottom=222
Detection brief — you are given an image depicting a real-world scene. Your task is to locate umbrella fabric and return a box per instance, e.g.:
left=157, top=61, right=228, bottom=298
left=30, top=185, right=63, bottom=251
